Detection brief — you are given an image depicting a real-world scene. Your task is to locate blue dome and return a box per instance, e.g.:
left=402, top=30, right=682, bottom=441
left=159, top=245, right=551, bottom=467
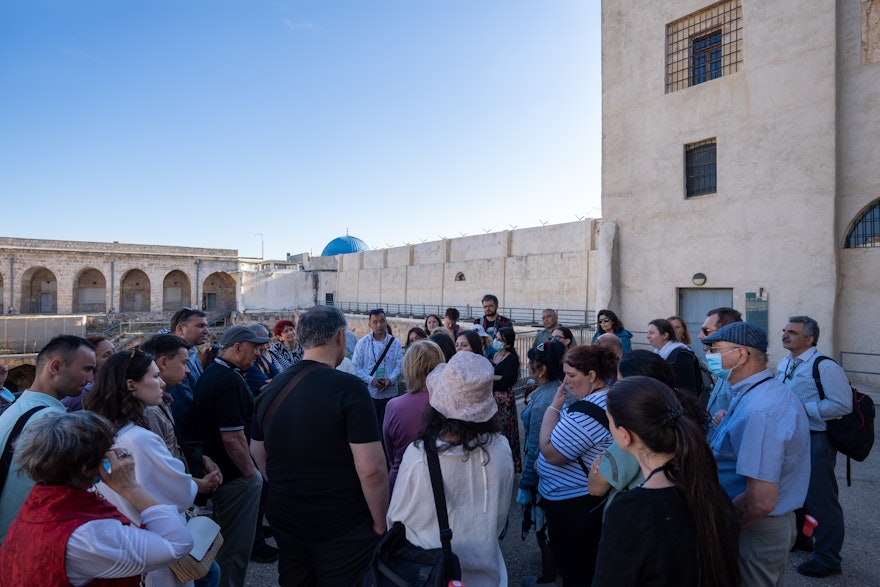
left=321, top=235, right=369, bottom=256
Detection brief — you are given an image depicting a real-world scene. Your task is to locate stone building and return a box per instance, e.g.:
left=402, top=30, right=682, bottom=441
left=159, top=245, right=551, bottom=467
left=0, top=238, right=239, bottom=316
left=601, top=0, right=880, bottom=384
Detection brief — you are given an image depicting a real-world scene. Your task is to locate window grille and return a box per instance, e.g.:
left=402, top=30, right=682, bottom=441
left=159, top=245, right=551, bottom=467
left=667, top=0, right=742, bottom=93
left=685, top=139, right=717, bottom=198
left=846, top=201, right=880, bottom=248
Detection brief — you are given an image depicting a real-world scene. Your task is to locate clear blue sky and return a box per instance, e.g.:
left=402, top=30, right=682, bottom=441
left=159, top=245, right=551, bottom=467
left=0, top=1, right=601, bottom=260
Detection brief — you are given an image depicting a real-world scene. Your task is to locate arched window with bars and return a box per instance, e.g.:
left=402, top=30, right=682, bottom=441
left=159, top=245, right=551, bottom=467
left=846, top=200, right=880, bottom=248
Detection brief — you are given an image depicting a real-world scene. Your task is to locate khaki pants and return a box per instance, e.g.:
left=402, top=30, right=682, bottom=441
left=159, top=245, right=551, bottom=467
left=738, top=512, right=796, bottom=587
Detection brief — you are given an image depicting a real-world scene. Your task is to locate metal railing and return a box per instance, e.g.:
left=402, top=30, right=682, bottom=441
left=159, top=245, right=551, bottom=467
left=324, top=301, right=595, bottom=327
left=839, top=351, right=880, bottom=377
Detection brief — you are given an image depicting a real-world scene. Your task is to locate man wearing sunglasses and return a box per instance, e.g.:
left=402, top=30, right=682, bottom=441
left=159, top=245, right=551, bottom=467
left=702, top=322, right=810, bottom=586
left=701, top=307, right=743, bottom=434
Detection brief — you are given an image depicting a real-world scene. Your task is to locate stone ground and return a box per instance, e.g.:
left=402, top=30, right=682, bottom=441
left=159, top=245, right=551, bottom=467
left=245, top=392, right=880, bottom=586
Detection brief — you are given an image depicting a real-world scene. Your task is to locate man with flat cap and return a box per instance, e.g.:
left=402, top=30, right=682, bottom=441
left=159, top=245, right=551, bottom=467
left=702, top=322, right=810, bottom=586
left=195, top=325, right=269, bottom=587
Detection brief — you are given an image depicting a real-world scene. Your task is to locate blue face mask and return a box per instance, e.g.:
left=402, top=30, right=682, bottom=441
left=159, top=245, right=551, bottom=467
left=492, top=340, right=505, bottom=351
left=705, top=349, right=737, bottom=380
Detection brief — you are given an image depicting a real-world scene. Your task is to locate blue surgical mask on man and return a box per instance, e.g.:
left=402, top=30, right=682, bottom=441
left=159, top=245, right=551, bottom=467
left=705, top=349, right=737, bottom=380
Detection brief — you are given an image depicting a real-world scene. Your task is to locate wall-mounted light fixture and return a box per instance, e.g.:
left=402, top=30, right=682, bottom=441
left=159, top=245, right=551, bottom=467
left=692, top=273, right=707, bottom=286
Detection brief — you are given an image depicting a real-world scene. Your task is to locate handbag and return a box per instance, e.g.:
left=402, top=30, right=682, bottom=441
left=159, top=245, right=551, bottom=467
left=360, top=448, right=461, bottom=587
left=169, top=515, right=224, bottom=582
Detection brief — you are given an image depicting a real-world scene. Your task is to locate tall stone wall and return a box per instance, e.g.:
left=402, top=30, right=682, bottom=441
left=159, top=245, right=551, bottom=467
left=332, top=220, right=599, bottom=314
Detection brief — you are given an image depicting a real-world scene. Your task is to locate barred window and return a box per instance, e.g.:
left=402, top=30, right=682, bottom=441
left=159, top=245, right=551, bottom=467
left=685, top=139, right=716, bottom=198
left=845, top=201, right=880, bottom=248
left=667, top=0, right=742, bottom=93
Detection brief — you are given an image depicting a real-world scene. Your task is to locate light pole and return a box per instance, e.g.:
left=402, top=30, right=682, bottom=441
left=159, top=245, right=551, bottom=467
left=255, top=233, right=264, bottom=260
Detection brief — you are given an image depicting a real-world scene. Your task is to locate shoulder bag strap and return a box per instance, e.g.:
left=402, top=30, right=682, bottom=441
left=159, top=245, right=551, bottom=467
left=261, top=363, right=324, bottom=433
left=0, top=405, right=48, bottom=490
left=567, top=400, right=610, bottom=480
left=369, top=337, right=395, bottom=377
left=811, top=355, right=832, bottom=401
left=426, top=448, right=460, bottom=581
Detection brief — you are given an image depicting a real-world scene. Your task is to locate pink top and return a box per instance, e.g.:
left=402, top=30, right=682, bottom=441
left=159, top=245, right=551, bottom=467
left=383, top=389, right=430, bottom=492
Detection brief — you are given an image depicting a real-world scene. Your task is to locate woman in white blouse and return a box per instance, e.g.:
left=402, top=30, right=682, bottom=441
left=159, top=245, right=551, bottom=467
left=85, top=349, right=221, bottom=587
left=0, top=410, right=193, bottom=586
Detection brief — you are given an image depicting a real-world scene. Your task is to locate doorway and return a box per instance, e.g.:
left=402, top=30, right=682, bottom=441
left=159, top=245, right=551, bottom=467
left=678, top=288, right=733, bottom=360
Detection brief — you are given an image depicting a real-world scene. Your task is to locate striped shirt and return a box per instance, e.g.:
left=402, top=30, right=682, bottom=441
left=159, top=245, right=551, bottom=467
left=537, top=390, right=612, bottom=501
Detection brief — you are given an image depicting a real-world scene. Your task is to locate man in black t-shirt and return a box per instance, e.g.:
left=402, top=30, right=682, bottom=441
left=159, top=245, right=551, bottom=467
left=194, top=325, right=268, bottom=587
left=251, top=306, right=389, bottom=586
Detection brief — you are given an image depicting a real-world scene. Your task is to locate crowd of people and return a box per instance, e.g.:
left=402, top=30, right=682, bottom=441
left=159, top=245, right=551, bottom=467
left=0, top=297, right=854, bottom=586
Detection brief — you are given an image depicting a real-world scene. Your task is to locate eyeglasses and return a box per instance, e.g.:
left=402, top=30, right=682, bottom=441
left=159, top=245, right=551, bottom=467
left=707, top=346, right=740, bottom=355
left=551, top=335, right=564, bottom=341
left=701, top=327, right=717, bottom=336
left=598, top=318, right=611, bottom=324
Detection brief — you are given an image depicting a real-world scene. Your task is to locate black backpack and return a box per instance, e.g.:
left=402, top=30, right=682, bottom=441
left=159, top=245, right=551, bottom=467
left=813, top=356, right=875, bottom=485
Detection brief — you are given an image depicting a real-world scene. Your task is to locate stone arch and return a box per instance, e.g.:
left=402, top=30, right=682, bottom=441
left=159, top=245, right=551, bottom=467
left=120, top=269, right=151, bottom=312
left=845, top=198, right=880, bottom=248
left=72, top=267, right=107, bottom=313
left=455, top=272, right=466, bottom=282
left=163, top=270, right=192, bottom=311
left=20, top=266, right=58, bottom=314
left=202, top=271, right=236, bottom=313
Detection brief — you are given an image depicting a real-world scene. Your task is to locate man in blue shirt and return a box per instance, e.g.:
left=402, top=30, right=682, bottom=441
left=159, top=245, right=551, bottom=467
left=778, top=316, right=850, bottom=578
left=704, top=322, right=810, bottom=586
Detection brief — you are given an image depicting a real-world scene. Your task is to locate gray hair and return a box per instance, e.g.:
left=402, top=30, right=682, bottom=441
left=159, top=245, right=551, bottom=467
left=297, top=306, right=347, bottom=349
left=14, top=411, right=115, bottom=488
left=246, top=322, right=270, bottom=338
left=788, top=316, right=820, bottom=345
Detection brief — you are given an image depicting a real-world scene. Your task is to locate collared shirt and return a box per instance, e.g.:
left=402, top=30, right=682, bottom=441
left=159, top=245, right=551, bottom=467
left=187, top=347, right=203, bottom=380
left=351, top=333, right=403, bottom=399
left=711, top=369, right=810, bottom=516
left=706, top=377, right=732, bottom=440
left=0, top=390, right=67, bottom=542
left=532, top=328, right=556, bottom=350
left=776, top=347, right=851, bottom=431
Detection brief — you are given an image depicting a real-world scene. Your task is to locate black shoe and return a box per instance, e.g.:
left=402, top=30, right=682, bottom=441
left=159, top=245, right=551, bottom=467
left=251, top=544, right=279, bottom=563
left=261, top=525, right=274, bottom=539
left=790, top=536, right=814, bottom=552
left=797, top=558, right=841, bottom=578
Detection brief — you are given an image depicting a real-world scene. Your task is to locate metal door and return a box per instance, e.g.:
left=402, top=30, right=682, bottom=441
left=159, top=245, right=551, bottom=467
left=678, top=288, right=733, bottom=360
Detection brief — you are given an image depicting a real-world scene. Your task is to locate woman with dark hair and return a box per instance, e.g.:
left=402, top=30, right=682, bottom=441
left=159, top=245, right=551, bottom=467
left=589, top=350, right=708, bottom=511
left=492, top=327, right=522, bottom=474
left=455, top=329, right=484, bottom=356
left=269, top=319, right=301, bottom=371
left=387, top=351, right=514, bottom=586
left=537, top=345, right=618, bottom=585
left=591, top=309, right=632, bottom=352
left=647, top=318, right=701, bottom=396
left=519, top=340, right=571, bottom=586
left=383, top=340, right=445, bottom=491
left=551, top=326, right=576, bottom=349
left=424, top=314, right=443, bottom=334
left=429, top=332, right=456, bottom=362
left=593, top=377, right=740, bottom=586
left=405, top=327, right=429, bottom=348
left=84, top=350, right=221, bottom=587
left=0, top=411, right=193, bottom=585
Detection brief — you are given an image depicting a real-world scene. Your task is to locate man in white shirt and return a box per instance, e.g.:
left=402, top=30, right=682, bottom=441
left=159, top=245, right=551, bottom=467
left=0, top=335, right=96, bottom=543
left=352, top=308, right=403, bottom=427
left=778, top=315, right=850, bottom=578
